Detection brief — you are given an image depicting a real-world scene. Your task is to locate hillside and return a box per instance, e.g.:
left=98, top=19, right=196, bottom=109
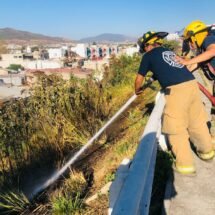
left=0, top=28, right=73, bottom=44
left=79, top=33, right=137, bottom=43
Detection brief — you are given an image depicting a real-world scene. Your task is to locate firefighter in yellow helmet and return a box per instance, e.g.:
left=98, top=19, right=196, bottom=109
left=176, top=20, right=215, bottom=78
left=176, top=20, right=215, bottom=137
left=136, top=30, right=215, bottom=175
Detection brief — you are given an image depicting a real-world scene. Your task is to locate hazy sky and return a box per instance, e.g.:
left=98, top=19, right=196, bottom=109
left=0, top=0, right=214, bottom=39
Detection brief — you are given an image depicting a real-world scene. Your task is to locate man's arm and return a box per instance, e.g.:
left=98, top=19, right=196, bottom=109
left=175, top=44, right=215, bottom=65
left=135, top=74, right=145, bottom=95
left=186, top=63, right=198, bottom=72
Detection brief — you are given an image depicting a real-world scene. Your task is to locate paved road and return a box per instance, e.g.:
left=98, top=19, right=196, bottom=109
left=164, top=153, right=215, bottom=215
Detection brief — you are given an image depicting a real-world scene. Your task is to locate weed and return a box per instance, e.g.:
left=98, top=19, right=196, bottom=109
left=0, top=54, right=160, bottom=214
left=52, top=192, right=83, bottom=215
left=0, top=191, right=30, bottom=214
left=105, top=172, right=115, bottom=183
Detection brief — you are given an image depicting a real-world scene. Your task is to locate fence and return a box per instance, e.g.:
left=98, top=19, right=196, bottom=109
left=111, top=92, right=166, bottom=215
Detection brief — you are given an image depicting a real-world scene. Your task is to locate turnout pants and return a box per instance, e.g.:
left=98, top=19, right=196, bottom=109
left=162, top=80, right=214, bottom=167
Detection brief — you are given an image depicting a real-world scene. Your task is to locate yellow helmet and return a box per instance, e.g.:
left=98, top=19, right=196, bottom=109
left=138, top=31, right=168, bottom=53
left=184, top=20, right=209, bottom=47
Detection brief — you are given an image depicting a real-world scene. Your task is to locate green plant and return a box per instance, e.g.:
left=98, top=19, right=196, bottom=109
left=105, top=172, right=115, bottom=183
left=163, top=39, right=180, bottom=52
left=7, top=64, right=24, bottom=71
left=63, top=170, right=87, bottom=195
left=0, top=53, right=156, bottom=214
left=107, top=54, right=141, bottom=86
left=0, top=191, right=30, bottom=214
left=116, top=142, right=130, bottom=155
left=50, top=170, right=87, bottom=214
left=52, top=192, right=83, bottom=215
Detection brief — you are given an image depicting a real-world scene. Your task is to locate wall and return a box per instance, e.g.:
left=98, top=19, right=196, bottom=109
left=0, top=54, right=24, bottom=68
left=125, top=47, right=139, bottom=56
left=48, top=48, right=64, bottom=59
left=0, top=74, right=25, bottom=86
left=24, top=60, right=62, bottom=69
left=71, top=44, right=86, bottom=58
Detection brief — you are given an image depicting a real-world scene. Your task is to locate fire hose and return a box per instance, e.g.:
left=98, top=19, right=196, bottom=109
left=198, top=82, right=215, bottom=106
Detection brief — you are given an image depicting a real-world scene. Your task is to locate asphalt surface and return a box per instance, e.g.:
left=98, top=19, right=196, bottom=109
left=164, top=152, right=215, bottom=215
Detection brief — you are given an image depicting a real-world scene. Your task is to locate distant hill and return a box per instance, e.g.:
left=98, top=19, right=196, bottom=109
left=0, top=28, right=73, bottom=44
left=79, top=33, right=137, bottom=43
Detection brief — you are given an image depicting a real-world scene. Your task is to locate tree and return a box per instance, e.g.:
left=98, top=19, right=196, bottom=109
left=162, top=39, right=180, bottom=53
left=7, top=64, right=24, bottom=71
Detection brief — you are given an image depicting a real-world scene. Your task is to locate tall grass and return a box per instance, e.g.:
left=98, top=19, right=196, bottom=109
left=0, top=54, right=141, bottom=187
left=0, top=54, right=149, bottom=214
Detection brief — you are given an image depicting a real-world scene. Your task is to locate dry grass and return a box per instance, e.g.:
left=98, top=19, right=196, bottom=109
left=0, top=54, right=162, bottom=214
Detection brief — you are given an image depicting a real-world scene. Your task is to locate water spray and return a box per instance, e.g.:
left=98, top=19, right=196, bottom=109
left=31, top=79, right=154, bottom=198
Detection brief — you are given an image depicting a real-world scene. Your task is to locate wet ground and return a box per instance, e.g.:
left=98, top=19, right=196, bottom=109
left=19, top=162, right=58, bottom=199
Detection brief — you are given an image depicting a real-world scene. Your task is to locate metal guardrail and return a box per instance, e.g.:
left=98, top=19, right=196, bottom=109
left=111, top=93, right=166, bottom=215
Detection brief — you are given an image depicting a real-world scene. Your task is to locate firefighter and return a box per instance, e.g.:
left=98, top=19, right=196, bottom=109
left=176, top=20, right=215, bottom=135
left=136, top=31, right=215, bottom=175
left=176, top=20, right=215, bottom=76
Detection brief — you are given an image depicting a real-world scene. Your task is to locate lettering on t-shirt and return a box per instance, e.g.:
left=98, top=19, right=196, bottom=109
left=162, top=51, right=184, bottom=68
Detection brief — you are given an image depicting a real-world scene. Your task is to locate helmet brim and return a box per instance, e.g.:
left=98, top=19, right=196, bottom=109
left=144, top=32, right=168, bottom=44
left=138, top=32, right=168, bottom=53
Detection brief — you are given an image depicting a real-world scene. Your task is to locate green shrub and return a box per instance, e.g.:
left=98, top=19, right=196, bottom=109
left=51, top=171, right=86, bottom=215
left=163, top=39, right=180, bottom=52
left=52, top=192, right=83, bottom=215
left=105, top=172, right=115, bottom=183
left=7, top=64, right=24, bottom=71
left=107, top=54, right=141, bottom=86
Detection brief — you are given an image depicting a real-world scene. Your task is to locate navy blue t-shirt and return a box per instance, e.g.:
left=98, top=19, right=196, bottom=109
left=201, top=35, right=215, bottom=69
left=138, top=47, right=195, bottom=88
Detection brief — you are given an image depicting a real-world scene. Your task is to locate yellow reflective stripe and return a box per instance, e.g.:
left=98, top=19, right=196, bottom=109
left=175, top=165, right=196, bottom=174
left=148, top=37, right=158, bottom=44
left=198, top=150, right=215, bottom=160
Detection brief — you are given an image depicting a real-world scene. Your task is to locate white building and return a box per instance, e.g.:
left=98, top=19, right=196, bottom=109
left=166, top=33, right=180, bottom=41
left=71, top=44, right=119, bottom=59
left=0, top=54, right=24, bottom=68
left=71, top=44, right=86, bottom=58
left=210, top=24, right=215, bottom=30
left=47, top=48, right=64, bottom=59
left=6, top=44, right=22, bottom=54
left=0, top=74, right=25, bottom=86
left=24, top=60, right=63, bottom=69
left=0, top=53, right=63, bottom=69
left=125, top=46, right=139, bottom=56
left=26, top=46, right=32, bottom=54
